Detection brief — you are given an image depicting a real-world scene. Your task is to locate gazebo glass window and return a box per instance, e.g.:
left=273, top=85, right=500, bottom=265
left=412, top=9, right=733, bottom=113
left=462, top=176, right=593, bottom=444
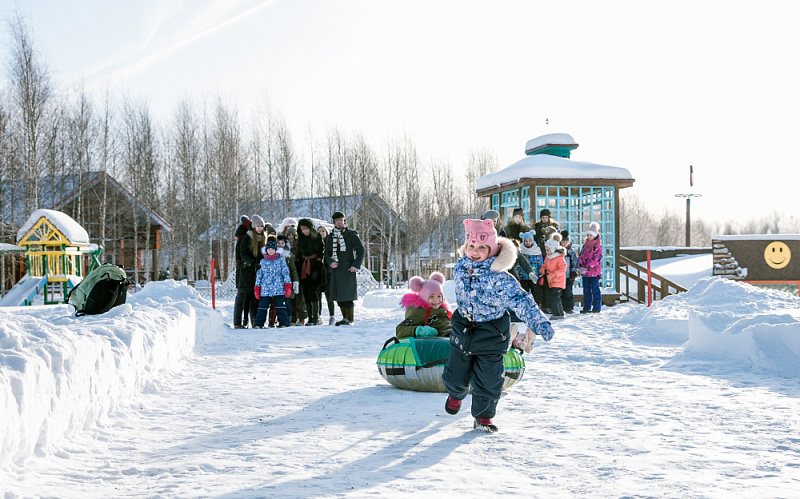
left=535, top=186, right=616, bottom=288
left=521, top=187, right=530, bottom=224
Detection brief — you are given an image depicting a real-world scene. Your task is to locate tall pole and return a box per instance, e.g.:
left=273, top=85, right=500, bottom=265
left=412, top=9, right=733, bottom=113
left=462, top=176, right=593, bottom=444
left=685, top=198, right=691, bottom=247
left=675, top=165, right=701, bottom=247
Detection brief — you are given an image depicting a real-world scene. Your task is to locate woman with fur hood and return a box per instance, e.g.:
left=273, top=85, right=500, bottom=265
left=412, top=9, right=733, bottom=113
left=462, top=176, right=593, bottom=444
left=540, top=233, right=567, bottom=320
left=578, top=222, right=604, bottom=313
left=396, top=272, right=452, bottom=339
left=442, top=218, right=555, bottom=433
left=295, top=218, right=325, bottom=325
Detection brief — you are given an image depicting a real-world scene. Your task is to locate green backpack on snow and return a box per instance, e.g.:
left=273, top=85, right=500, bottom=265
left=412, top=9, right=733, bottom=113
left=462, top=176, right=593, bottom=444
left=68, top=263, right=131, bottom=316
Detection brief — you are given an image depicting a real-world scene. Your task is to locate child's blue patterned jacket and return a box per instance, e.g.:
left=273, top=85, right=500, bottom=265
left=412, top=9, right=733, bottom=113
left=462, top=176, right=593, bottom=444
left=453, top=238, right=554, bottom=346
left=255, top=254, right=292, bottom=296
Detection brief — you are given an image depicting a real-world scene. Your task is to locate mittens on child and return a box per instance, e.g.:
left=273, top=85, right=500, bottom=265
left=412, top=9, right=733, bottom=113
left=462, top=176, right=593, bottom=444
left=512, top=328, right=535, bottom=353
left=537, top=322, right=555, bottom=342
left=415, top=325, right=438, bottom=338
left=254, top=287, right=261, bottom=300
left=293, top=281, right=300, bottom=295
left=284, top=283, right=293, bottom=297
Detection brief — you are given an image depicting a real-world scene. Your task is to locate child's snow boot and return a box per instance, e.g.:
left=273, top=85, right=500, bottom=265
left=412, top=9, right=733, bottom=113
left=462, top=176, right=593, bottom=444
left=445, top=396, right=462, bottom=415
left=474, top=418, right=498, bottom=433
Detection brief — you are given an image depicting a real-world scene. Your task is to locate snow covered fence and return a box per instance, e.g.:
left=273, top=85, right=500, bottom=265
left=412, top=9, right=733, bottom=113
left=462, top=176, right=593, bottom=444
left=0, top=280, right=222, bottom=468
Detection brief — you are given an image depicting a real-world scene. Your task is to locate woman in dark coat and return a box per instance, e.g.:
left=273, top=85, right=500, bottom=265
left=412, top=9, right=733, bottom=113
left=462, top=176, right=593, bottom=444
left=233, top=216, right=252, bottom=328
left=295, top=218, right=326, bottom=325
left=237, top=215, right=266, bottom=327
left=317, top=224, right=337, bottom=325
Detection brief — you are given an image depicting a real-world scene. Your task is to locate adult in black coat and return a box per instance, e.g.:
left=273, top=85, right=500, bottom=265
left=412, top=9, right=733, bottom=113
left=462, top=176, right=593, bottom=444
left=295, top=218, right=326, bottom=325
left=533, top=209, right=559, bottom=313
left=316, top=224, right=337, bottom=325
left=233, top=216, right=252, bottom=327
left=237, top=215, right=266, bottom=327
left=505, top=207, right=531, bottom=242
left=324, top=212, right=365, bottom=326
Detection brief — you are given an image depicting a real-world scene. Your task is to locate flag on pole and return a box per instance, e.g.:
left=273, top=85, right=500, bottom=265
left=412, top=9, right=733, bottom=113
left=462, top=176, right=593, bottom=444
left=689, top=165, right=694, bottom=187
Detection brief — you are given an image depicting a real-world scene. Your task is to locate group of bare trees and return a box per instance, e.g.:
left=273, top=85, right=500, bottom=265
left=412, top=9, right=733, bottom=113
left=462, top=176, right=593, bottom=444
left=2, top=16, right=793, bottom=290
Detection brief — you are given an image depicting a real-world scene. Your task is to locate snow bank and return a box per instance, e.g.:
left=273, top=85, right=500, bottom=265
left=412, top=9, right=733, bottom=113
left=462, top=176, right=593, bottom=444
left=361, top=289, right=404, bottom=309
left=639, top=253, right=713, bottom=290
left=0, top=280, right=222, bottom=468
left=624, top=276, right=800, bottom=375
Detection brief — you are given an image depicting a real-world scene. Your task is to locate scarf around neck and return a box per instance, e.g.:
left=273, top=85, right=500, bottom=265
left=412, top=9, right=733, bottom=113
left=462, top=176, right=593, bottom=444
left=331, top=227, right=347, bottom=262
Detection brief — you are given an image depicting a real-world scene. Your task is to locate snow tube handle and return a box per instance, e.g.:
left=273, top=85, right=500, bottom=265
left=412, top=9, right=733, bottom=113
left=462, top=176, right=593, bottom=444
left=382, top=337, right=400, bottom=350
left=512, top=345, right=524, bottom=355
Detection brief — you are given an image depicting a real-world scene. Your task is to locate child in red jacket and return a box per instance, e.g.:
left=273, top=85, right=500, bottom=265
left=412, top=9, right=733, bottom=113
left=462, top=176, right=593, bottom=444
left=541, top=233, right=567, bottom=320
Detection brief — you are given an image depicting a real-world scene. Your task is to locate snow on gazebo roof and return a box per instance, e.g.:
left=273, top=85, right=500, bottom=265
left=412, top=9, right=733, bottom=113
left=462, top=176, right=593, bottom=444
left=16, top=209, right=90, bottom=246
left=476, top=154, right=634, bottom=192
left=524, top=133, right=578, bottom=155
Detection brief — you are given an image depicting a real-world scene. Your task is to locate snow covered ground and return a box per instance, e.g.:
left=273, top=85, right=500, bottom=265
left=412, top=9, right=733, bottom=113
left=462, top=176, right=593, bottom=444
left=2, top=261, right=800, bottom=497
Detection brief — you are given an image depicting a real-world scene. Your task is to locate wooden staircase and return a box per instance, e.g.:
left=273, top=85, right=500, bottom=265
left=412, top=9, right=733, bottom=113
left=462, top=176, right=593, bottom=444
left=618, top=255, right=687, bottom=304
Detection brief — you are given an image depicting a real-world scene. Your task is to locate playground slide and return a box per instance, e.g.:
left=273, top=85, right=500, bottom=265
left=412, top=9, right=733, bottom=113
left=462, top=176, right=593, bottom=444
left=0, top=274, right=48, bottom=307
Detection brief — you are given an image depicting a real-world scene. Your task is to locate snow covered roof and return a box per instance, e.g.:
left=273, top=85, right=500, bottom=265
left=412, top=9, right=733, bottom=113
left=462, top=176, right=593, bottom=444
left=16, top=209, right=90, bottom=246
left=476, top=154, right=634, bottom=193
left=0, top=243, right=24, bottom=252
left=713, top=234, right=800, bottom=241
left=524, top=133, right=578, bottom=155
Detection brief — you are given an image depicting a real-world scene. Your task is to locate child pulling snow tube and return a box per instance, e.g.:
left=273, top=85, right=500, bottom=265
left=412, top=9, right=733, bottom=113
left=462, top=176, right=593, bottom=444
left=376, top=336, right=525, bottom=393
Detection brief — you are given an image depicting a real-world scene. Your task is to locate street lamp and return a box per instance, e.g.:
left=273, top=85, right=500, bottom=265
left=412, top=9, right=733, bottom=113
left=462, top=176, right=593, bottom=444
left=674, top=193, right=702, bottom=246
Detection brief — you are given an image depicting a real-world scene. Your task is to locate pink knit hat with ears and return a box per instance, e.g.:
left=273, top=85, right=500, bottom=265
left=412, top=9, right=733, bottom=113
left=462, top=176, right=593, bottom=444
left=464, top=219, right=499, bottom=256
left=409, top=272, right=446, bottom=303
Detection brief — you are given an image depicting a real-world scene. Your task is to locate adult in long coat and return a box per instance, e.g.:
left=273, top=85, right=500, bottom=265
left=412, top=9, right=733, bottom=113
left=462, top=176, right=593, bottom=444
left=295, top=218, right=326, bottom=325
left=324, top=211, right=365, bottom=326
left=316, top=224, right=337, bottom=325
left=237, top=215, right=266, bottom=327
left=233, top=216, right=252, bottom=327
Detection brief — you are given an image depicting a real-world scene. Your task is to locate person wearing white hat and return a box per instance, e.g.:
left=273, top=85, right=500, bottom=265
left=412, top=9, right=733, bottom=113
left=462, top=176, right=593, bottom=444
left=578, top=222, right=603, bottom=313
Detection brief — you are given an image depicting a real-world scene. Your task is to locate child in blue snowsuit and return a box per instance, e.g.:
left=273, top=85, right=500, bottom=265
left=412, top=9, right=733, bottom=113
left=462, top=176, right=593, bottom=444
left=253, top=236, right=293, bottom=328
left=443, top=219, right=555, bottom=432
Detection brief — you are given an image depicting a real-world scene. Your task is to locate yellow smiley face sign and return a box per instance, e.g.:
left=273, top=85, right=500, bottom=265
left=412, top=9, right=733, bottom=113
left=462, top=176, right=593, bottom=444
left=764, top=241, right=791, bottom=269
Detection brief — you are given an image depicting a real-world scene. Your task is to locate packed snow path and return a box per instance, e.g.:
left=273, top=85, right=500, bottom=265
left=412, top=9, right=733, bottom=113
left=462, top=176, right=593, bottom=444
left=5, top=288, right=800, bottom=497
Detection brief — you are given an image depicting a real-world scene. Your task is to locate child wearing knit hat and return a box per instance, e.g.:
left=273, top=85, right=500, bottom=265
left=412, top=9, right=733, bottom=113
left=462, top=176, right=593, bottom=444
left=395, top=272, right=452, bottom=339
left=541, top=233, right=568, bottom=320
left=443, top=219, right=555, bottom=433
left=253, top=235, right=293, bottom=328
left=517, top=230, right=545, bottom=309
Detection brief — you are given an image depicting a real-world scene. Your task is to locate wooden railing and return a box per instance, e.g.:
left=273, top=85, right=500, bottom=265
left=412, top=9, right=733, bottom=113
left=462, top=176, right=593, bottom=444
left=618, top=255, right=687, bottom=304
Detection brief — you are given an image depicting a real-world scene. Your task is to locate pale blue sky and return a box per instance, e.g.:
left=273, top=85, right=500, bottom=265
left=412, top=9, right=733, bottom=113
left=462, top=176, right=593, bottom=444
left=3, top=0, right=800, bottom=226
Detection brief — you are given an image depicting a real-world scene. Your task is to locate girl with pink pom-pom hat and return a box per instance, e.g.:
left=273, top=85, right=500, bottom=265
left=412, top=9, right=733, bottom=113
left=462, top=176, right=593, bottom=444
left=395, top=272, right=452, bottom=339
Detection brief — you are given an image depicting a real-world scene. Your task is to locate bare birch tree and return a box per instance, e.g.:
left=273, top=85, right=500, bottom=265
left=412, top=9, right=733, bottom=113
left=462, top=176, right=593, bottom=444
left=464, top=148, right=495, bottom=217
left=171, top=98, right=202, bottom=280
left=8, top=16, right=52, bottom=213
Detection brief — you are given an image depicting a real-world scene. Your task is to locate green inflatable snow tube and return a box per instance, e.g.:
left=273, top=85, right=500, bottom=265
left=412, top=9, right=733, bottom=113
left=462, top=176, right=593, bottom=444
left=376, top=336, right=525, bottom=393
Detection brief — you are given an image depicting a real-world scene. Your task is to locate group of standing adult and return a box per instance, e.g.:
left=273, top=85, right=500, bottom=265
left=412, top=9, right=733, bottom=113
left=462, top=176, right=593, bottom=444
left=482, top=207, right=604, bottom=314
left=233, top=211, right=365, bottom=328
